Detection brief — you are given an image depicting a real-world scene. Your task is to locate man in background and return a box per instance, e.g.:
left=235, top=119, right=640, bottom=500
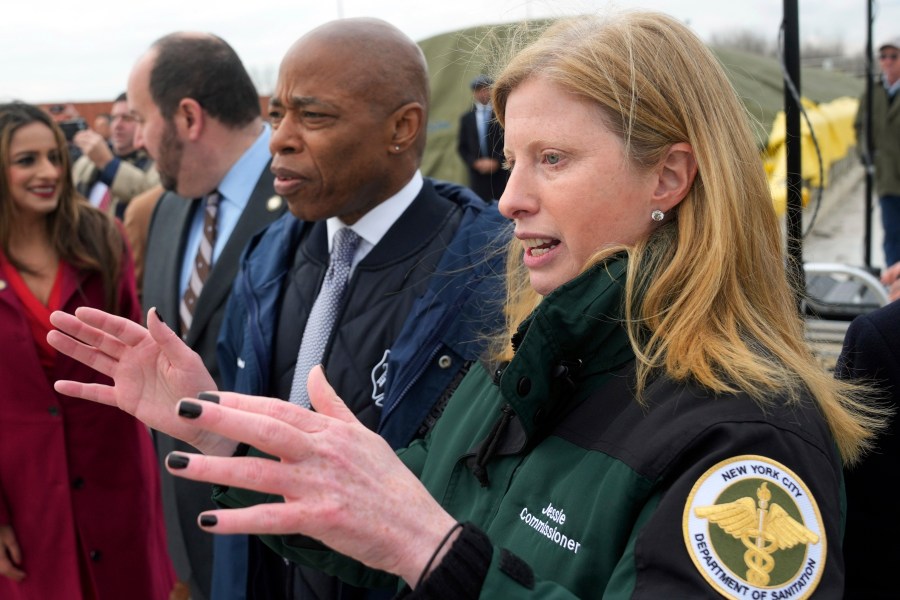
left=457, top=74, right=508, bottom=201
left=73, top=92, right=159, bottom=218
left=130, top=32, right=285, bottom=600
left=855, top=36, right=900, bottom=266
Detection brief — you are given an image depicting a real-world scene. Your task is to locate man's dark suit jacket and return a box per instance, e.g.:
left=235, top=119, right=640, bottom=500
left=142, top=168, right=285, bottom=600
left=457, top=106, right=509, bottom=202
left=836, top=300, right=900, bottom=600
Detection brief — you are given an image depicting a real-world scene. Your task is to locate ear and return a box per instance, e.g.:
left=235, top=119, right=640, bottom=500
left=386, top=102, right=425, bottom=153
left=650, top=142, right=697, bottom=212
left=173, top=98, right=205, bottom=142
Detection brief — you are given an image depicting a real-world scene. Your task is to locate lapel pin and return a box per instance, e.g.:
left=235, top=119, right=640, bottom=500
left=266, top=195, right=284, bottom=212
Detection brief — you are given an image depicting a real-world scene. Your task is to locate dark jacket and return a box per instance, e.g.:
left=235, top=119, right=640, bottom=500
left=836, top=301, right=900, bottom=600
left=217, top=178, right=507, bottom=600
left=218, top=257, right=847, bottom=599
left=218, top=178, right=508, bottom=448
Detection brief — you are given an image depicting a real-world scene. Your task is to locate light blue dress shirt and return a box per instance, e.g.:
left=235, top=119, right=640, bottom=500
left=178, top=124, right=272, bottom=298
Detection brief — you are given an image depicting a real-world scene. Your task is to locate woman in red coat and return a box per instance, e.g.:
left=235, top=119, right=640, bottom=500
left=0, top=102, right=175, bottom=599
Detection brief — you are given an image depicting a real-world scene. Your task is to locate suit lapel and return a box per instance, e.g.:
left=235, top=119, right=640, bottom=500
left=359, top=180, right=455, bottom=266
left=55, top=261, right=88, bottom=310
left=887, top=90, right=900, bottom=122
left=186, top=167, right=282, bottom=344
left=150, top=194, right=197, bottom=323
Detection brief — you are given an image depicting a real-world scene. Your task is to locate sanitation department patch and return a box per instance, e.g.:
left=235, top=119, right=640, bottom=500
left=683, top=455, right=825, bottom=599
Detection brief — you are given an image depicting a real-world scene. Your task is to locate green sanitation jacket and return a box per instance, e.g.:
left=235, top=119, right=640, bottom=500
left=216, top=257, right=847, bottom=599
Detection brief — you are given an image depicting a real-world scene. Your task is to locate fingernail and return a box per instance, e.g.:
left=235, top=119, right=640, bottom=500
left=178, top=401, right=203, bottom=419
left=153, top=307, right=166, bottom=326
left=167, top=453, right=189, bottom=469
left=199, top=514, right=218, bottom=528
left=197, top=392, right=220, bottom=403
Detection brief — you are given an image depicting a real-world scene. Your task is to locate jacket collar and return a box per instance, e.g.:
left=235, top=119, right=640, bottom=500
left=255, top=178, right=482, bottom=278
left=497, top=256, right=635, bottom=441
left=0, top=255, right=86, bottom=311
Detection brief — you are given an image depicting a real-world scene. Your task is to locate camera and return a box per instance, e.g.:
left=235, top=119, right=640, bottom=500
left=59, top=117, right=87, bottom=142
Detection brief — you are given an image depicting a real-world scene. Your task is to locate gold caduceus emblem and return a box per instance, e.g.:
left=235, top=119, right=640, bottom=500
left=695, top=482, right=819, bottom=586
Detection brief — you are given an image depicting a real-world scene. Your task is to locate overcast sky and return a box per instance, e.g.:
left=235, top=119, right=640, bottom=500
left=2, top=0, right=898, bottom=103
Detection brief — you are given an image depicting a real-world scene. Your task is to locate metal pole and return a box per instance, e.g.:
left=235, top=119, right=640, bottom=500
left=784, top=0, right=804, bottom=307
left=863, top=0, right=875, bottom=269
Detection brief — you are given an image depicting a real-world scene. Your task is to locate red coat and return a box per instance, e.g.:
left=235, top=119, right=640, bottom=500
left=0, top=251, right=175, bottom=599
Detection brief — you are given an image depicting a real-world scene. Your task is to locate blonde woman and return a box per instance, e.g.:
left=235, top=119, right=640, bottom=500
left=49, top=12, right=881, bottom=598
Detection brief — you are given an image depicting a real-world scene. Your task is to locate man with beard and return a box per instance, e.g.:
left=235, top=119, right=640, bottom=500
left=72, top=92, right=159, bottom=218
left=129, top=32, right=286, bottom=600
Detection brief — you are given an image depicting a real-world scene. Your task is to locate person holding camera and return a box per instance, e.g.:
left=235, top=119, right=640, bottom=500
left=72, top=92, right=159, bottom=218
left=48, top=103, right=85, bottom=163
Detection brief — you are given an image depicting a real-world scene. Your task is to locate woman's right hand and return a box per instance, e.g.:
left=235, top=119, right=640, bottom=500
left=0, top=524, right=24, bottom=582
left=164, top=367, right=460, bottom=587
left=46, top=307, right=238, bottom=457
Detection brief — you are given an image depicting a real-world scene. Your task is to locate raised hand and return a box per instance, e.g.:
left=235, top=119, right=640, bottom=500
left=72, top=129, right=114, bottom=169
left=164, top=366, right=459, bottom=586
left=47, top=306, right=236, bottom=457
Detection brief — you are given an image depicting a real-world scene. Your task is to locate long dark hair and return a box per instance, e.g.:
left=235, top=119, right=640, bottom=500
left=0, top=101, right=124, bottom=312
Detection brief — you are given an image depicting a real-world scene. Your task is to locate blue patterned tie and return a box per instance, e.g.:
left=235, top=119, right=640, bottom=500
left=288, top=227, right=361, bottom=408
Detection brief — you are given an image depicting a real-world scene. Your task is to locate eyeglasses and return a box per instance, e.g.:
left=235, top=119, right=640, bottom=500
left=880, top=52, right=899, bottom=61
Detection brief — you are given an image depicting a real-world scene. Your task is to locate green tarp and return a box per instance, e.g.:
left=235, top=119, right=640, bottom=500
left=419, top=19, right=864, bottom=186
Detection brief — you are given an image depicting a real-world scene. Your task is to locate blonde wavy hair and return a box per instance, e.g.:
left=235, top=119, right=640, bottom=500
left=490, top=11, right=884, bottom=465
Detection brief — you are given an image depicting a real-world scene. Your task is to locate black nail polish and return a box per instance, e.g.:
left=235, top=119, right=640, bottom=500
left=153, top=307, right=166, bottom=326
left=178, top=401, right=203, bottom=419
left=199, top=514, right=218, bottom=527
left=167, top=453, right=189, bottom=469
left=197, top=392, right=220, bottom=404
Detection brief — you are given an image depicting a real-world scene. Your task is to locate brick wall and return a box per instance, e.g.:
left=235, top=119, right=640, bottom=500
left=37, top=96, right=272, bottom=131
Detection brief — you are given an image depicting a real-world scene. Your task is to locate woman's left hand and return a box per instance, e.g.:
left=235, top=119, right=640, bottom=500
left=165, top=366, right=458, bottom=587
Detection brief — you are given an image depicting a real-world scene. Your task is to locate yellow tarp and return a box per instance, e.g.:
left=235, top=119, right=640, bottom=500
left=764, top=97, right=858, bottom=216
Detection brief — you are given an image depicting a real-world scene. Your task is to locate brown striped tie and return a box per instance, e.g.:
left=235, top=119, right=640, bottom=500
left=179, top=192, right=220, bottom=338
